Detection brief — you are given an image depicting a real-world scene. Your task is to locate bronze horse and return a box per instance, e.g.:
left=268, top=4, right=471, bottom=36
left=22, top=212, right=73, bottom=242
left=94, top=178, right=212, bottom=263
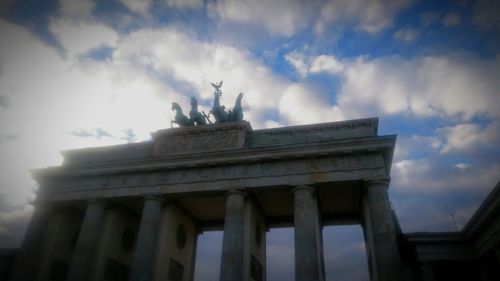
left=189, top=97, right=207, bottom=125
left=171, top=81, right=244, bottom=127
left=228, top=92, right=244, bottom=121
left=171, top=102, right=193, bottom=127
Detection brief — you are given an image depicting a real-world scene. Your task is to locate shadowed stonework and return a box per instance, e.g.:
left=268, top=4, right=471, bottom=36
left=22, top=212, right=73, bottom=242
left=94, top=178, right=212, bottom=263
left=5, top=119, right=500, bottom=281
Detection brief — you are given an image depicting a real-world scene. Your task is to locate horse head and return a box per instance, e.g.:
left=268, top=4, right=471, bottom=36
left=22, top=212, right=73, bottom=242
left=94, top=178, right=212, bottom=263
left=172, top=102, right=181, bottom=113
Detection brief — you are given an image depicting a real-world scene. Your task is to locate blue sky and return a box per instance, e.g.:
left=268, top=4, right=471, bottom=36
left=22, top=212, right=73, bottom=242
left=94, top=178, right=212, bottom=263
left=0, top=0, right=499, bottom=280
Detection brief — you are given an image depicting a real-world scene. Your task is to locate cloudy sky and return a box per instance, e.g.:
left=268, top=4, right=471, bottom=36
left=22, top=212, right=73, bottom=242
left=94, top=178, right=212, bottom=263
left=1, top=0, right=499, bottom=280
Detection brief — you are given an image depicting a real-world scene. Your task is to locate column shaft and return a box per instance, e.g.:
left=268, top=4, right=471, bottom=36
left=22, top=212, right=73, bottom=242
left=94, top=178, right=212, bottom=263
left=152, top=203, right=198, bottom=281
left=293, top=185, right=325, bottom=281
left=129, top=195, right=163, bottom=281
left=220, top=190, right=246, bottom=281
left=189, top=230, right=199, bottom=281
left=362, top=179, right=404, bottom=281
left=66, top=200, right=106, bottom=281
left=9, top=204, right=51, bottom=281
left=242, top=198, right=267, bottom=281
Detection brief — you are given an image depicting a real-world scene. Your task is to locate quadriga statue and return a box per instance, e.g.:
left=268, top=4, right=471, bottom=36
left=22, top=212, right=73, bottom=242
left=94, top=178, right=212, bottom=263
left=170, top=80, right=245, bottom=127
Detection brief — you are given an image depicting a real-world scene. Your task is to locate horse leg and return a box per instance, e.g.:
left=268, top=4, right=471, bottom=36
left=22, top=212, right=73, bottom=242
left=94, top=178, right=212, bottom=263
left=203, top=111, right=213, bottom=124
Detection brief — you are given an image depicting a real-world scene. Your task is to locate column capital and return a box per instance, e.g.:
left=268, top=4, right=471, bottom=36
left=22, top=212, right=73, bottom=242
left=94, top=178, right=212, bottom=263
left=87, top=199, right=107, bottom=206
left=225, top=189, right=246, bottom=197
left=291, top=185, right=315, bottom=193
left=29, top=200, right=54, bottom=212
left=364, top=177, right=391, bottom=187
left=142, top=194, right=163, bottom=202
left=30, top=198, right=51, bottom=207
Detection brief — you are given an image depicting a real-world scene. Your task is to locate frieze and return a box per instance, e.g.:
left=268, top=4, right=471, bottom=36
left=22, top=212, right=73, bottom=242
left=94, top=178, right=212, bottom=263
left=152, top=122, right=250, bottom=156
left=43, top=153, right=386, bottom=193
left=155, top=131, right=240, bottom=155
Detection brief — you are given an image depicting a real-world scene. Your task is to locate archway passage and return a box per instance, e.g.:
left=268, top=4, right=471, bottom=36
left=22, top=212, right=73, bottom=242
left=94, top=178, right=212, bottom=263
left=323, top=225, right=369, bottom=281
left=193, top=231, right=222, bottom=281
left=266, top=228, right=294, bottom=281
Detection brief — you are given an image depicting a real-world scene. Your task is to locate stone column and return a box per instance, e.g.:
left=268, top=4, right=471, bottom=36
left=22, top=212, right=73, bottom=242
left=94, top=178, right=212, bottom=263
left=242, top=198, right=267, bottom=281
left=66, top=200, right=106, bottom=281
left=90, top=207, right=139, bottom=281
left=220, top=190, right=246, bottom=281
left=293, top=185, right=325, bottom=281
left=129, top=195, right=163, bottom=281
left=189, top=229, right=200, bottom=281
left=36, top=210, right=83, bottom=281
left=152, top=203, right=198, bottom=281
left=9, top=203, right=51, bottom=281
left=362, top=178, right=404, bottom=281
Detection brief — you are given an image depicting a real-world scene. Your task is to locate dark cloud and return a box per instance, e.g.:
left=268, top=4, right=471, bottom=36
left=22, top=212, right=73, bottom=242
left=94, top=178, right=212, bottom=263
left=473, top=0, right=500, bottom=31
left=0, top=194, right=31, bottom=248
left=194, top=231, right=222, bottom=281
left=323, top=226, right=369, bottom=281
left=267, top=228, right=295, bottom=281
left=0, top=134, right=19, bottom=143
left=391, top=187, right=492, bottom=232
left=390, top=149, right=499, bottom=232
left=0, top=0, right=63, bottom=51
left=388, top=123, right=500, bottom=233
left=0, top=95, right=8, bottom=108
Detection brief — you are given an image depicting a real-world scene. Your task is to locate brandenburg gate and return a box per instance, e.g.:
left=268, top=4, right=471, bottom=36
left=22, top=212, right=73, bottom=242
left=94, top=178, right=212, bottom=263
left=9, top=84, right=404, bottom=281
left=10, top=118, right=404, bottom=281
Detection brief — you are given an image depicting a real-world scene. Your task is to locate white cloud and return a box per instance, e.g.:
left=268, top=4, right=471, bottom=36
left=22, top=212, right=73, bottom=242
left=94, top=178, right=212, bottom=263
left=166, top=0, right=203, bottom=9
left=454, top=162, right=471, bottom=170
left=210, top=0, right=413, bottom=36
left=392, top=158, right=500, bottom=194
left=49, top=18, right=119, bottom=58
left=114, top=26, right=292, bottom=127
left=285, top=53, right=345, bottom=77
left=291, top=53, right=500, bottom=121
left=393, top=134, right=442, bottom=163
left=442, top=13, right=461, bottom=27
left=284, top=51, right=309, bottom=78
left=309, top=55, right=344, bottom=75
left=209, top=0, right=315, bottom=36
left=120, top=0, right=152, bottom=16
left=393, top=27, right=419, bottom=43
left=279, top=83, right=344, bottom=125
left=316, top=0, right=414, bottom=34
left=437, top=121, right=500, bottom=154
left=0, top=20, right=173, bottom=208
left=59, top=0, right=95, bottom=19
